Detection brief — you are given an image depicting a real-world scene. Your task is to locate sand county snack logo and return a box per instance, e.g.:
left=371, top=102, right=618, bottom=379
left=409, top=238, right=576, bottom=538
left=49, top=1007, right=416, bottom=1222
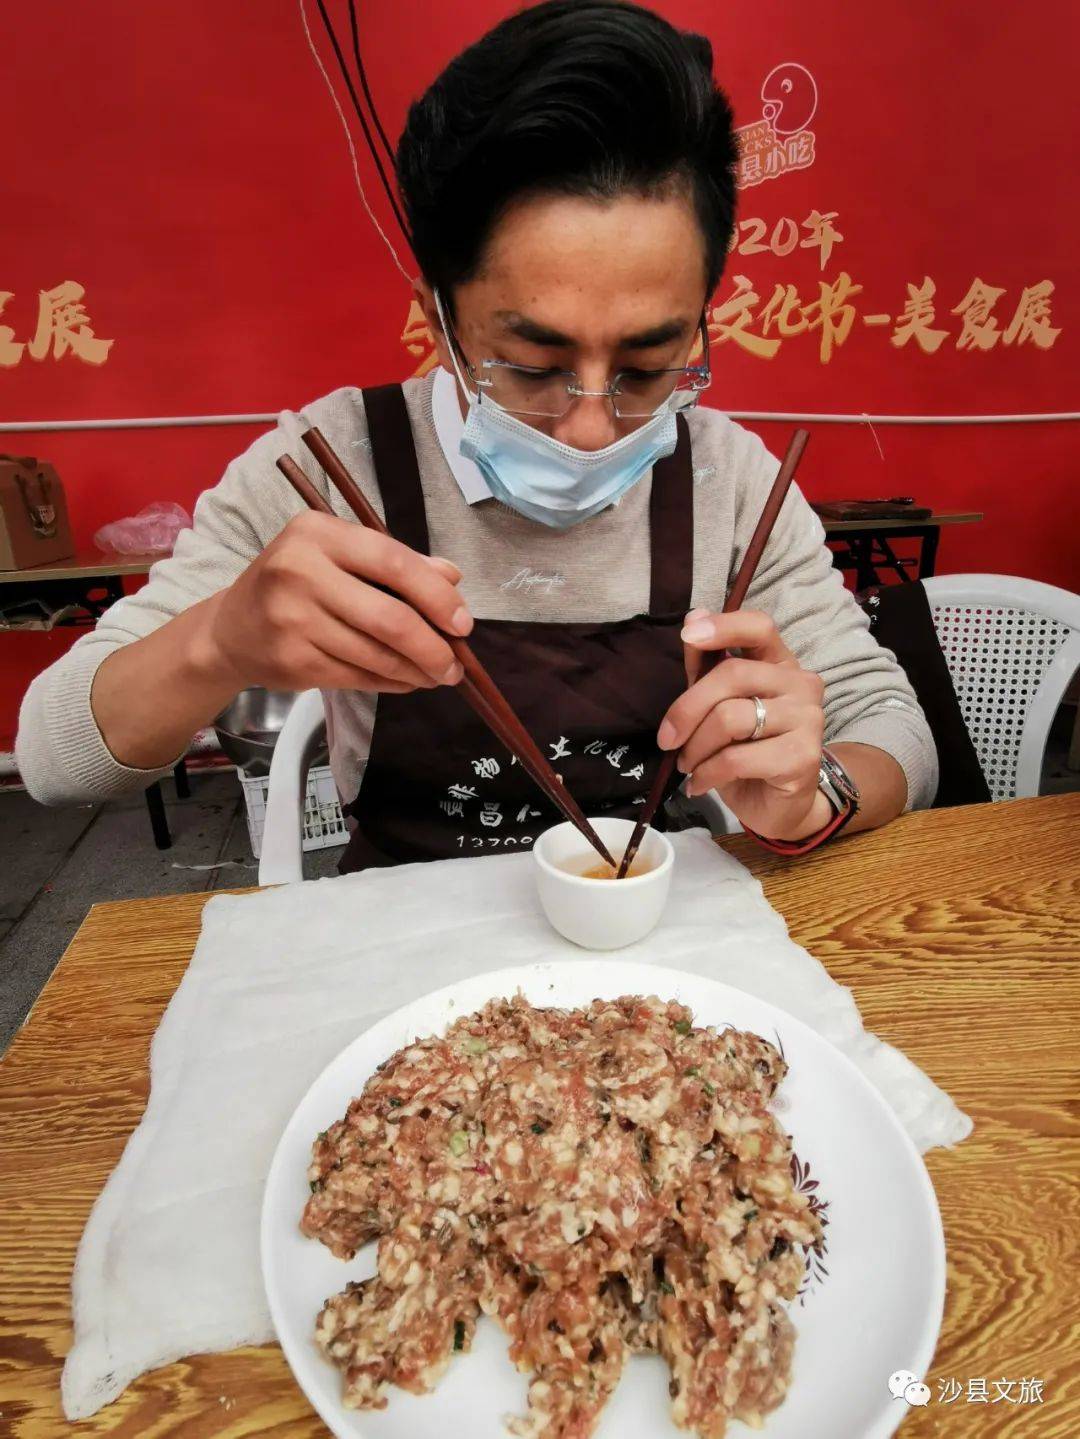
left=734, top=62, right=819, bottom=190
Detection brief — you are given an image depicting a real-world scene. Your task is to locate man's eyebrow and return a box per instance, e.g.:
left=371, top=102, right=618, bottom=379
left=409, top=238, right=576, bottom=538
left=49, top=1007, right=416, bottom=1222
left=622, top=319, right=693, bottom=349
left=493, top=312, right=694, bottom=350
left=494, top=311, right=574, bottom=347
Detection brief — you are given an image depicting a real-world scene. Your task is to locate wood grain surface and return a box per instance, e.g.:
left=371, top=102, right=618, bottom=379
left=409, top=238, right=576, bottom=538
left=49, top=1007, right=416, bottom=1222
left=820, top=511, right=983, bottom=533
left=0, top=552, right=157, bottom=584
left=1, top=794, right=1077, bottom=1438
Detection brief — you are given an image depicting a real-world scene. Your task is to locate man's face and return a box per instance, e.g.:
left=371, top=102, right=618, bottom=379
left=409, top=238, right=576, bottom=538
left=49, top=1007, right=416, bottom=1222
left=419, top=188, right=710, bottom=452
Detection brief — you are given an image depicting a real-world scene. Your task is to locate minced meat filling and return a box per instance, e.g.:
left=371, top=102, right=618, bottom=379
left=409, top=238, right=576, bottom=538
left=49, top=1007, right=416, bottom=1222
left=301, top=993, right=820, bottom=1438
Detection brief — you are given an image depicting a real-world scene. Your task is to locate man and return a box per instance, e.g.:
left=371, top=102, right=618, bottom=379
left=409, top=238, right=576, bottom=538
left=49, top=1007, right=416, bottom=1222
left=17, top=0, right=936, bottom=867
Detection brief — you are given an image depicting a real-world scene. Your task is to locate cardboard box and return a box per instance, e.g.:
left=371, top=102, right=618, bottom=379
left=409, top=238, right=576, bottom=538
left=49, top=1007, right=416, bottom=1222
left=0, top=455, right=75, bottom=570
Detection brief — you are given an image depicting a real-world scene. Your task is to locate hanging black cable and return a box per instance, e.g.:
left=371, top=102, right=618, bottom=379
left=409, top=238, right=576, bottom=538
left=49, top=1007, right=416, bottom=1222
left=314, top=0, right=405, bottom=234
left=314, top=0, right=412, bottom=247
left=347, top=0, right=397, bottom=168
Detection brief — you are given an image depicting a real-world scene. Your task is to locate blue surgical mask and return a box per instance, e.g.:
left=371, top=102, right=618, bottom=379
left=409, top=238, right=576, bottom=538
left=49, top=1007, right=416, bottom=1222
left=435, top=291, right=680, bottom=530
left=460, top=399, right=677, bottom=529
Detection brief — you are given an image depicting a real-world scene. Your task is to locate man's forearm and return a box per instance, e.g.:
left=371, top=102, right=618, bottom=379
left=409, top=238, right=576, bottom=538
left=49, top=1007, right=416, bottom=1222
left=90, top=594, right=239, bottom=770
left=780, top=741, right=908, bottom=841
left=831, top=741, right=908, bottom=834
left=814, top=741, right=907, bottom=836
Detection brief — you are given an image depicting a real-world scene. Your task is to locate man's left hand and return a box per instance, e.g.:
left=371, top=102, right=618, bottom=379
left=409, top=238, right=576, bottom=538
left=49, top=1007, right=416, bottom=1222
left=657, top=609, right=832, bottom=842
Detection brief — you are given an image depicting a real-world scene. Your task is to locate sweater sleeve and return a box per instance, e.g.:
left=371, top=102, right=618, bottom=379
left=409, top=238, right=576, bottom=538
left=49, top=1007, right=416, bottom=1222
left=730, top=423, right=939, bottom=810
left=14, top=400, right=355, bottom=806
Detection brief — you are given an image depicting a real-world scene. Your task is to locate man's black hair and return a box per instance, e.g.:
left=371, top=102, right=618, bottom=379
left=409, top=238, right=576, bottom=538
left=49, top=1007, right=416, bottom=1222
left=396, top=0, right=738, bottom=300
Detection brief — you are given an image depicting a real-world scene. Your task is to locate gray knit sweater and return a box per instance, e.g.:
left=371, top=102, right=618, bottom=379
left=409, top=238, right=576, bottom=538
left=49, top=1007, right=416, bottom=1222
left=16, top=373, right=937, bottom=810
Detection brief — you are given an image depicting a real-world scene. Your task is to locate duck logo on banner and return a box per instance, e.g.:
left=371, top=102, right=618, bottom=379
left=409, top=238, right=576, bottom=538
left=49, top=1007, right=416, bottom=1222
left=735, top=63, right=820, bottom=190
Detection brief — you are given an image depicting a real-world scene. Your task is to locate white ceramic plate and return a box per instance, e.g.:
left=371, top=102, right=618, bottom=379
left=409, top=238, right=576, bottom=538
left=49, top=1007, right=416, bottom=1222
left=262, top=961, right=944, bottom=1439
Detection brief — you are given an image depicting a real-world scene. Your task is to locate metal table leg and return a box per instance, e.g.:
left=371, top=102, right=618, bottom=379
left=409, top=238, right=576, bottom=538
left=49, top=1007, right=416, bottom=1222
left=145, top=782, right=172, bottom=850
left=851, top=533, right=881, bottom=590
left=875, top=535, right=915, bottom=583
left=173, top=759, right=191, bottom=799
left=911, top=525, right=941, bottom=578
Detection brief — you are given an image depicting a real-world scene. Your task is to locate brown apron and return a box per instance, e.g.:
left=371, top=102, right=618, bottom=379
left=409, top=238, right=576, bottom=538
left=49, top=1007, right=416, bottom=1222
left=339, top=384, right=693, bottom=872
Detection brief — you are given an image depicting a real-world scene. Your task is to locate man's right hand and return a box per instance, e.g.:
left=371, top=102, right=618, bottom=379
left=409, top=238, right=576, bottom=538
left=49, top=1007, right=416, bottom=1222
left=202, top=511, right=471, bottom=694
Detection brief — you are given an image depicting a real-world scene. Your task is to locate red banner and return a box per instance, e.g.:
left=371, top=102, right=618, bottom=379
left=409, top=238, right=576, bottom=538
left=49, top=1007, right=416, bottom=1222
left=2, top=0, right=1077, bottom=745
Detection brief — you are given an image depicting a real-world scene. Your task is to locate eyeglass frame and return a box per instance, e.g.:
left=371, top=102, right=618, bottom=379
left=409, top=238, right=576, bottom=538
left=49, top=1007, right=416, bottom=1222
left=442, top=308, right=713, bottom=420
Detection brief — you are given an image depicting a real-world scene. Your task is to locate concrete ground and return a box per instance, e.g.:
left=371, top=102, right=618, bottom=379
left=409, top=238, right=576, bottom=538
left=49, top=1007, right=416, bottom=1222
left=0, top=768, right=341, bottom=1054
left=2, top=706, right=1078, bottom=1056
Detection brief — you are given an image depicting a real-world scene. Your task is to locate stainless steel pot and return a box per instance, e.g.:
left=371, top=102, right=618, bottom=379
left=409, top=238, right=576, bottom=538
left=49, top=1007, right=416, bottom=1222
left=213, top=688, right=326, bottom=777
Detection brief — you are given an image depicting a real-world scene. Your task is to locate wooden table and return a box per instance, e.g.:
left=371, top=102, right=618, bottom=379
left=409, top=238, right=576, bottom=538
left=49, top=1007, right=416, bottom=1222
left=1, top=794, right=1077, bottom=1437
left=0, top=550, right=160, bottom=624
left=0, top=550, right=162, bottom=583
left=820, top=510, right=983, bottom=588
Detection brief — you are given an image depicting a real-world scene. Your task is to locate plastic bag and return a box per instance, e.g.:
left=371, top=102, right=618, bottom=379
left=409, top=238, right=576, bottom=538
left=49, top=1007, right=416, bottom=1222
left=93, top=501, right=192, bottom=555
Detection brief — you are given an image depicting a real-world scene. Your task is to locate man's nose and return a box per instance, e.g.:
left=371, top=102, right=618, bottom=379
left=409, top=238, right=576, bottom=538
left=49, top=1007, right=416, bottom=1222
left=552, top=394, right=619, bottom=451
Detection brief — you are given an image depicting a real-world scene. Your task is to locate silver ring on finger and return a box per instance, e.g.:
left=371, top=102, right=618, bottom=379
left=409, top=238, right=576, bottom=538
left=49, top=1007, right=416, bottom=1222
left=749, top=694, right=767, bottom=741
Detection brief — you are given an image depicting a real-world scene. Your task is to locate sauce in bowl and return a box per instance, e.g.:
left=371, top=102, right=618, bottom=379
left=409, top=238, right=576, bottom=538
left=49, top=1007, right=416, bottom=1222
left=566, top=856, right=655, bottom=881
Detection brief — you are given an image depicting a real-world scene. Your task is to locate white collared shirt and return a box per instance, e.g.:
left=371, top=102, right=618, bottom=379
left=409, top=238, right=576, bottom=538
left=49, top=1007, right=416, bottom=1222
left=430, top=364, right=493, bottom=505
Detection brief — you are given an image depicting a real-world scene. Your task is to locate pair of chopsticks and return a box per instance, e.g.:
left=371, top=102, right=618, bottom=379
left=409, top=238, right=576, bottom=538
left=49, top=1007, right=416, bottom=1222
left=616, top=428, right=810, bottom=878
left=276, top=428, right=616, bottom=868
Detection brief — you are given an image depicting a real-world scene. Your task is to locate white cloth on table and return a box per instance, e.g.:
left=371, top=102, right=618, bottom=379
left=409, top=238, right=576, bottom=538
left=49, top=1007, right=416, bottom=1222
left=61, top=832, right=971, bottom=1419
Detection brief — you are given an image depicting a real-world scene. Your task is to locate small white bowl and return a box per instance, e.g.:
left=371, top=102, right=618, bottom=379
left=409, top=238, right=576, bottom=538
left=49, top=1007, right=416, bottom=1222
left=532, top=816, right=674, bottom=950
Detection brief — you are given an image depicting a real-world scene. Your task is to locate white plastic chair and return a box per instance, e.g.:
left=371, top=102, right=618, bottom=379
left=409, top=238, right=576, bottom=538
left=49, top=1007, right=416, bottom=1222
left=923, top=574, right=1080, bottom=800
left=258, top=688, right=329, bottom=885
left=688, top=573, right=1080, bottom=825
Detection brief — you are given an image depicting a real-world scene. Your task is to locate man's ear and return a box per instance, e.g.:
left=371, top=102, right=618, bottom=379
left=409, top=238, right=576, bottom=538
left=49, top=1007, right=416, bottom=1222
left=415, top=279, right=455, bottom=373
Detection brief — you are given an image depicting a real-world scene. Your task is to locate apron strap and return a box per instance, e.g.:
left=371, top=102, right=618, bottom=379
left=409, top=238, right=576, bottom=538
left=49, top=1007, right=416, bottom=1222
left=648, top=412, right=694, bottom=617
left=362, top=384, right=431, bottom=555
left=364, top=382, right=692, bottom=611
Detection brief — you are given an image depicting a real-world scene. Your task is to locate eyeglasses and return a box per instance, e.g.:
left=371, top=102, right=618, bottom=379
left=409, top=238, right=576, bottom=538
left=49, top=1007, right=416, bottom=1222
left=450, top=315, right=712, bottom=420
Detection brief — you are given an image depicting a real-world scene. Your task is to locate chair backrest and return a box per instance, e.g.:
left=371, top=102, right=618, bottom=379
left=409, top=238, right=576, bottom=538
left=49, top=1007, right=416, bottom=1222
left=258, top=688, right=329, bottom=885
left=922, top=574, right=1080, bottom=801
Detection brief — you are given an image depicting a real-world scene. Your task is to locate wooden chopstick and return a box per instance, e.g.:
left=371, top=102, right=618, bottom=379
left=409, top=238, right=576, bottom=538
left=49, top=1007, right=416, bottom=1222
left=294, top=433, right=615, bottom=866
left=296, top=431, right=615, bottom=865
left=276, top=443, right=616, bottom=868
left=615, top=428, right=810, bottom=878
left=277, top=454, right=527, bottom=775
left=279, top=452, right=546, bottom=774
